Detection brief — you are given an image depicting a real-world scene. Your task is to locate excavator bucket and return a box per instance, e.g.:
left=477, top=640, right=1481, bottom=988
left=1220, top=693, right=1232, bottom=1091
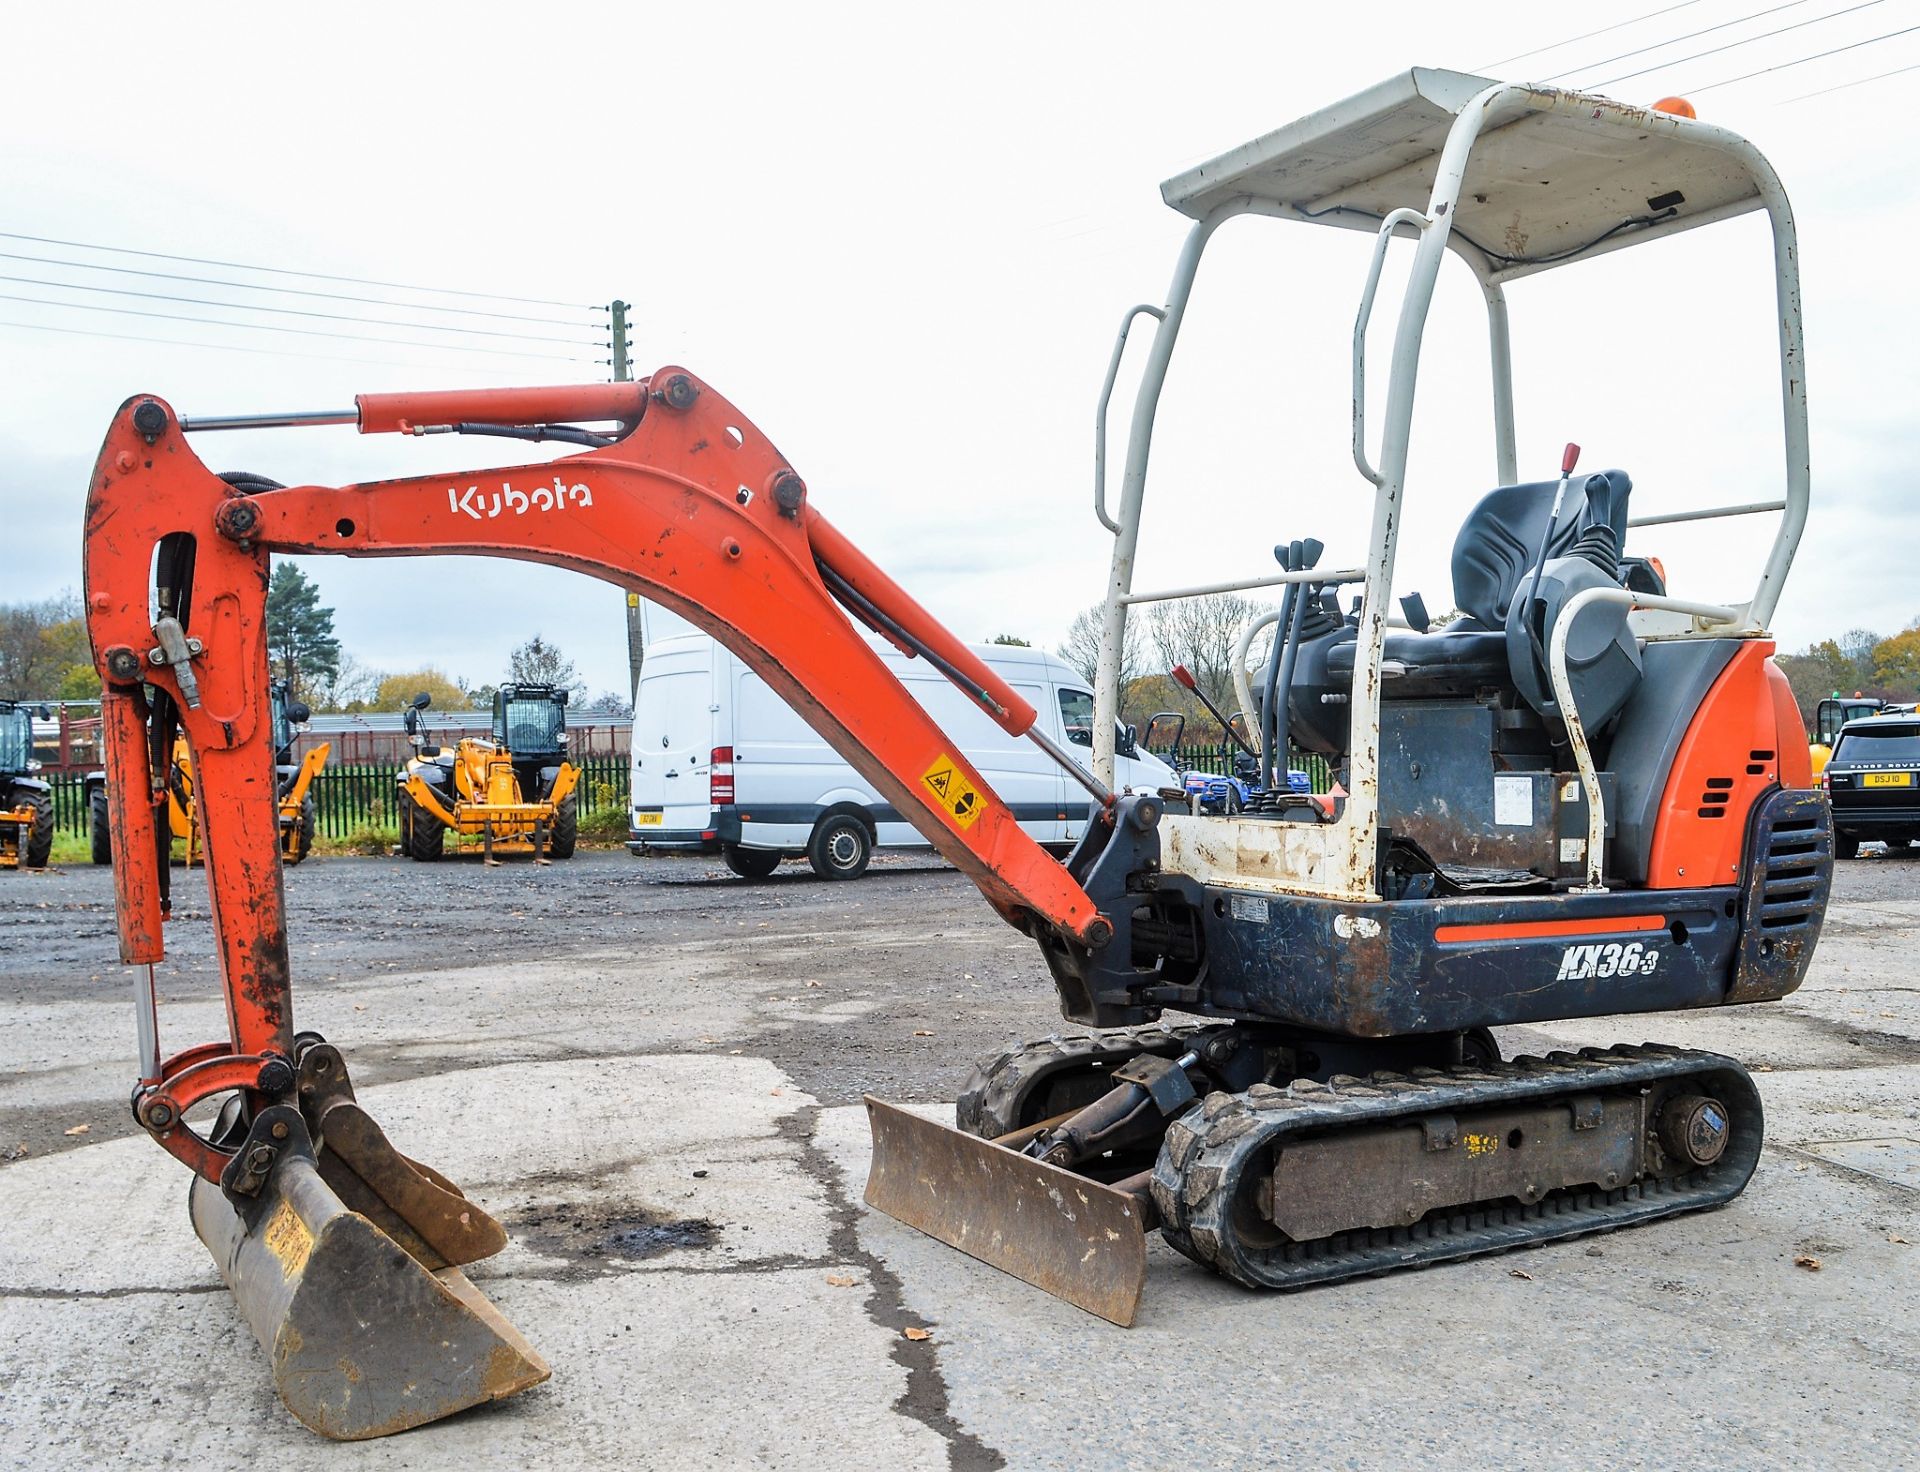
left=862, top=1096, right=1148, bottom=1326
left=190, top=1060, right=548, bottom=1439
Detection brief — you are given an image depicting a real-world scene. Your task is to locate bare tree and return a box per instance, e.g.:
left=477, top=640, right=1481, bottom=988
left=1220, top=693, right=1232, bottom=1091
left=313, top=653, right=383, bottom=711
left=1058, top=604, right=1146, bottom=691
left=506, top=635, right=588, bottom=697
left=1148, top=593, right=1269, bottom=710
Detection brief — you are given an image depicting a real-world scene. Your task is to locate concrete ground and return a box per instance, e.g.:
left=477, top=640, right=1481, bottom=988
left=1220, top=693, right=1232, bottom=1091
left=0, top=846, right=1915, bottom=1470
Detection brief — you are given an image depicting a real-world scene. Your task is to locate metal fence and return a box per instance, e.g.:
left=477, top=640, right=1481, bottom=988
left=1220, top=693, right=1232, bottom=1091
left=40, top=758, right=632, bottom=839
left=1150, top=743, right=1335, bottom=793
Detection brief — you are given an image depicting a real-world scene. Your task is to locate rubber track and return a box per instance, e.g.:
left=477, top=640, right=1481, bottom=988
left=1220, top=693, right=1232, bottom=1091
left=955, top=1025, right=1210, bottom=1139
left=1150, top=1043, right=1762, bottom=1290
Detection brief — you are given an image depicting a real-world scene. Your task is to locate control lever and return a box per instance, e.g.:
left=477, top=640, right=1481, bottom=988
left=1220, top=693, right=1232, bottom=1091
left=1523, top=442, right=1582, bottom=693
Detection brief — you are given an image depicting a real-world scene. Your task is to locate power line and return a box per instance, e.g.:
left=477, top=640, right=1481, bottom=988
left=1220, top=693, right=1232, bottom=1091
left=0, top=230, right=599, bottom=315
left=0, top=271, right=601, bottom=346
left=0, top=241, right=600, bottom=328
left=0, top=291, right=595, bottom=361
left=1546, top=0, right=1818, bottom=81
left=1782, top=54, right=1920, bottom=97
left=0, top=317, right=529, bottom=375
left=1687, top=17, right=1920, bottom=89
left=1480, top=1, right=1708, bottom=71
left=1593, top=0, right=1890, bottom=87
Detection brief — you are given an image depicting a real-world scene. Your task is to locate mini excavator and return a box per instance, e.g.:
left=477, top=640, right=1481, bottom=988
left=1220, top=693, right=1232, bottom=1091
left=84, top=71, right=1827, bottom=1439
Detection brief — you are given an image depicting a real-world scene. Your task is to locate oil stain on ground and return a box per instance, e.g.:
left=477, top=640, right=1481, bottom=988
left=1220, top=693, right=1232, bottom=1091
left=513, top=1198, right=719, bottom=1268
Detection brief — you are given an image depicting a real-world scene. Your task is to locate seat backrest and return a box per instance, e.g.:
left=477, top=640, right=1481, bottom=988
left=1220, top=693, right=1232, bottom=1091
left=1451, top=471, right=1632, bottom=629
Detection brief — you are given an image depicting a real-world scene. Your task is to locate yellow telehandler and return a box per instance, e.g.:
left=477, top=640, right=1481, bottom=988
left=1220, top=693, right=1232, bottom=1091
left=87, top=679, right=328, bottom=865
left=395, top=684, right=580, bottom=862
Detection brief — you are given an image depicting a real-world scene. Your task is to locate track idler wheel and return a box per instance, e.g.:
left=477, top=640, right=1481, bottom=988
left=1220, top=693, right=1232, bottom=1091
left=190, top=1048, right=547, bottom=1439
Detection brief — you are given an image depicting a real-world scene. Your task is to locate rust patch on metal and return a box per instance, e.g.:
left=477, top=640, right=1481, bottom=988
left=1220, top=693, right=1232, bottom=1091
left=863, top=1096, right=1146, bottom=1326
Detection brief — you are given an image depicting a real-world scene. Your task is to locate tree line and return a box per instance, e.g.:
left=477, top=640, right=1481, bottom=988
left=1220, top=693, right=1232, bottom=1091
left=1056, top=593, right=1271, bottom=742
left=11, top=567, right=1899, bottom=736
left=1775, top=624, right=1920, bottom=721
left=0, top=565, right=634, bottom=716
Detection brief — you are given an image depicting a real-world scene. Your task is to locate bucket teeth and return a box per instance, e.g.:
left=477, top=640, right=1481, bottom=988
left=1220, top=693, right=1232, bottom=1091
left=863, top=1095, right=1148, bottom=1326
left=194, top=1101, right=546, bottom=1439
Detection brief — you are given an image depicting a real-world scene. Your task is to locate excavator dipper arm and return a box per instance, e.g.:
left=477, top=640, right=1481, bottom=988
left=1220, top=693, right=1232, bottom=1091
left=83, top=371, right=1131, bottom=1437
left=85, top=370, right=1111, bottom=1183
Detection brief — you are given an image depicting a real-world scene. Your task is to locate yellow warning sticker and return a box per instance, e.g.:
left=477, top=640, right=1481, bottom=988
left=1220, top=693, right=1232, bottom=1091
left=922, top=752, right=985, bottom=830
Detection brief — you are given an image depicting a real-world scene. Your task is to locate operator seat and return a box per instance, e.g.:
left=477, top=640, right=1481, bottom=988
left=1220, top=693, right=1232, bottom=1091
left=1321, top=470, right=1633, bottom=699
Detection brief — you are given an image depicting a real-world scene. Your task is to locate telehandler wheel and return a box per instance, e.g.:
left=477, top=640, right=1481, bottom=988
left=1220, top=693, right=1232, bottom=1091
left=807, top=813, right=871, bottom=880
left=547, top=796, right=578, bottom=859
left=723, top=844, right=781, bottom=879
left=285, top=795, right=317, bottom=864
left=400, top=794, right=444, bottom=861
left=21, top=790, right=53, bottom=869
left=88, top=787, right=112, bottom=865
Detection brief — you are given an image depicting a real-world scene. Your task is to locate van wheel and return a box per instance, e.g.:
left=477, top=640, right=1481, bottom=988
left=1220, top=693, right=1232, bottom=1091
left=807, top=814, right=871, bottom=880
left=724, top=844, right=782, bottom=879
left=1835, top=829, right=1860, bottom=860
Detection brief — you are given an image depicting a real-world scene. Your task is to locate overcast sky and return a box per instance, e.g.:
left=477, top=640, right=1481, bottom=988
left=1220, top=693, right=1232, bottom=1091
left=3, top=2, right=1915, bottom=701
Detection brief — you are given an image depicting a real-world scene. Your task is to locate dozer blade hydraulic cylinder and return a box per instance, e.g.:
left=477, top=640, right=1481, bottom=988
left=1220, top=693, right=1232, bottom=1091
left=863, top=1096, right=1148, bottom=1327
left=189, top=1101, right=548, bottom=1440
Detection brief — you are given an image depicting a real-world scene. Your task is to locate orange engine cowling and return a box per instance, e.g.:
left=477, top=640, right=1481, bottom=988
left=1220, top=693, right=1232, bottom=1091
left=1645, top=642, right=1811, bottom=889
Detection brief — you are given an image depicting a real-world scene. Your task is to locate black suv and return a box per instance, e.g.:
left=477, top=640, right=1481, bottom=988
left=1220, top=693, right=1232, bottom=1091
left=1823, top=713, right=1920, bottom=858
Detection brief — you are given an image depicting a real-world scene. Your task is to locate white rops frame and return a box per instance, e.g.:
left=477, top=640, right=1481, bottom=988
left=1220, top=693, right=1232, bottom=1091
left=1090, top=70, right=1809, bottom=899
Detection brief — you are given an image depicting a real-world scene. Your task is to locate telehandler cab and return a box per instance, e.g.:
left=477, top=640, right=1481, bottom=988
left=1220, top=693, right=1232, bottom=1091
left=83, top=69, right=1825, bottom=1438
left=0, top=700, right=54, bottom=869
left=396, top=682, right=579, bottom=861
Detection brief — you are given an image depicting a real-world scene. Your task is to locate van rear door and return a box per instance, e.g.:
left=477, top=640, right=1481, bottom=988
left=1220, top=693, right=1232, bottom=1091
left=632, top=647, right=715, bottom=840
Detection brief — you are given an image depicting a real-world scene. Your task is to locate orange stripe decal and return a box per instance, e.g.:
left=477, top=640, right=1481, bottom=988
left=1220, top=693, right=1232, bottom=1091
left=1434, top=915, right=1666, bottom=945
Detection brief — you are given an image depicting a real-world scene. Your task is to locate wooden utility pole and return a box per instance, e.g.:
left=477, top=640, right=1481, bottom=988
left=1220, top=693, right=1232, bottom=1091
left=611, top=301, right=645, bottom=706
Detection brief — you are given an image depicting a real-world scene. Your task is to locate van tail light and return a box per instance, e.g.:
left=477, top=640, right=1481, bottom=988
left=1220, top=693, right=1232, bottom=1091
left=711, top=745, right=735, bottom=806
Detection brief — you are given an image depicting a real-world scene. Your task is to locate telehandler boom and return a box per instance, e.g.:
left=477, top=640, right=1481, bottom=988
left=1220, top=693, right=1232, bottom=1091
left=84, top=68, right=1828, bottom=1440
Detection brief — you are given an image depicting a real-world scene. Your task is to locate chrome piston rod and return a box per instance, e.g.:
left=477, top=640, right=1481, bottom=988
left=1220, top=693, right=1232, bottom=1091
left=178, top=409, right=358, bottom=432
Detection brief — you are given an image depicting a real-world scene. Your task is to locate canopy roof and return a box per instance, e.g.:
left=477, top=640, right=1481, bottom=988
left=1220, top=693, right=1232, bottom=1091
left=1160, top=68, right=1770, bottom=276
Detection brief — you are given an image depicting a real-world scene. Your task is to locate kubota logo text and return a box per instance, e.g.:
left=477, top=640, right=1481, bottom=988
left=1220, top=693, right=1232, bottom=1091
left=1555, top=941, right=1658, bottom=981
left=447, top=477, right=594, bottom=521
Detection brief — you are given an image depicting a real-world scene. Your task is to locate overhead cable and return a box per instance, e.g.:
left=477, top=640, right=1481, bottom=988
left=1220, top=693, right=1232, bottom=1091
left=0, top=317, right=526, bottom=375
left=1592, top=0, right=1890, bottom=87
left=0, top=229, right=598, bottom=315
left=1480, top=1, right=1708, bottom=71
left=1782, top=54, right=1920, bottom=97
left=0, top=291, right=594, bottom=361
left=1686, top=18, right=1920, bottom=89
left=1545, top=0, right=1818, bottom=80
left=0, top=271, right=598, bottom=345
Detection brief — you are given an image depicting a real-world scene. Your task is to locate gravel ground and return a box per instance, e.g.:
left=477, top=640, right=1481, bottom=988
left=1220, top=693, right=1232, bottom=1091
left=0, top=847, right=1071, bottom=1163
left=3, top=842, right=1917, bottom=1163
left=1, top=841, right=1915, bottom=1470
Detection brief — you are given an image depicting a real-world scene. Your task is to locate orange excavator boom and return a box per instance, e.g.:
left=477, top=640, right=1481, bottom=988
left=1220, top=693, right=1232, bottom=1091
left=82, top=371, right=1122, bottom=1437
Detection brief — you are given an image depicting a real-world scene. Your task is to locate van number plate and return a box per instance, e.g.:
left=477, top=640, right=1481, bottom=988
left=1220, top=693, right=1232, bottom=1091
left=633, top=812, right=664, bottom=825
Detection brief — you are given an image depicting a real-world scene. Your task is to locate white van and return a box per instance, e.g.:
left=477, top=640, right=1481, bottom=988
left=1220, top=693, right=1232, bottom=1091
left=628, top=628, right=1175, bottom=879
